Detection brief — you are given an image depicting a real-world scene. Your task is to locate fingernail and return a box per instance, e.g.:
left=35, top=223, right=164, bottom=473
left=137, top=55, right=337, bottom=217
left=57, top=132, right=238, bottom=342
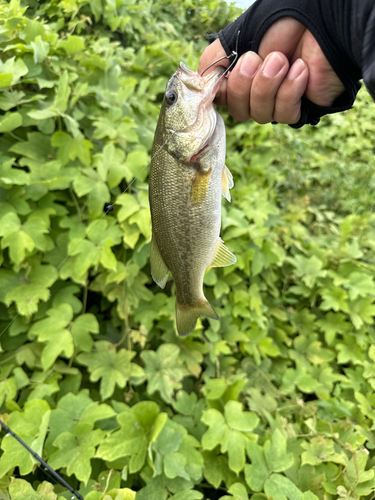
left=263, top=53, right=284, bottom=78
left=238, top=52, right=261, bottom=78
left=287, top=58, right=306, bottom=80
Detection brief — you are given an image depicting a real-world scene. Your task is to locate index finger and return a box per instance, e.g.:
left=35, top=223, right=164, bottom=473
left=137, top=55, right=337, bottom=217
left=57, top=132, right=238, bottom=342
left=197, top=39, right=229, bottom=106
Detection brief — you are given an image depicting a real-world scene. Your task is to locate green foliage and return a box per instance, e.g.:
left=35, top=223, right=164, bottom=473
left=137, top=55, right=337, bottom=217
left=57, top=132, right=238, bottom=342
left=0, top=0, right=375, bottom=499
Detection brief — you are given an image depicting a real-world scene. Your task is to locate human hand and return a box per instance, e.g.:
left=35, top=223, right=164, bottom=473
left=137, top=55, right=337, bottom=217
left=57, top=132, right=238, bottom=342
left=198, top=18, right=345, bottom=125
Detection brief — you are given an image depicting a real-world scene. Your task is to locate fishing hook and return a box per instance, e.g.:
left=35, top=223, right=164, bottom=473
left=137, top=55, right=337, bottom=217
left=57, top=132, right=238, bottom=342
left=200, top=30, right=240, bottom=76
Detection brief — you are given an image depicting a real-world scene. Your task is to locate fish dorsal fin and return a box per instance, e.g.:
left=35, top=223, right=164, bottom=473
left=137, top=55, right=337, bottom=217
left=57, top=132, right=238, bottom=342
left=209, top=238, right=236, bottom=268
left=221, top=165, right=234, bottom=202
left=150, top=238, right=169, bottom=288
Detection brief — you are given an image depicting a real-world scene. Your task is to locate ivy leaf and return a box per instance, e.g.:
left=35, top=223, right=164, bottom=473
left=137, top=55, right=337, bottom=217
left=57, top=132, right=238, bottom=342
left=0, top=400, right=50, bottom=476
left=203, top=451, right=237, bottom=489
left=141, top=344, right=187, bottom=403
left=5, top=263, right=58, bottom=315
left=0, top=57, right=28, bottom=85
left=49, top=424, right=105, bottom=483
left=9, top=478, right=58, bottom=500
left=53, top=72, right=70, bottom=113
left=172, top=390, right=197, bottom=416
left=1, top=228, right=35, bottom=266
left=77, top=341, right=136, bottom=400
left=30, top=35, right=49, bottom=63
left=71, top=313, right=99, bottom=352
left=245, top=441, right=270, bottom=491
left=201, top=401, right=258, bottom=474
left=301, top=436, right=348, bottom=466
left=46, top=390, right=115, bottom=454
left=224, top=400, right=259, bottom=432
left=29, top=304, right=74, bottom=370
left=344, top=450, right=374, bottom=489
left=57, top=35, right=85, bottom=54
left=316, top=312, right=350, bottom=345
left=264, top=473, right=303, bottom=500
left=0, top=112, right=22, bottom=132
left=164, top=452, right=190, bottom=480
left=344, top=272, right=375, bottom=300
left=320, top=287, right=349, bottom=313
left=264, top=429, right=294, bottom=472
left=96, top=402, right=161, bottom=472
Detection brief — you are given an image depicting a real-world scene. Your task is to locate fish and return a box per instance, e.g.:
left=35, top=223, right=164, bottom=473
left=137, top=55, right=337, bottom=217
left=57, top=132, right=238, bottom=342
left=148, top=62, right=236, bottom=337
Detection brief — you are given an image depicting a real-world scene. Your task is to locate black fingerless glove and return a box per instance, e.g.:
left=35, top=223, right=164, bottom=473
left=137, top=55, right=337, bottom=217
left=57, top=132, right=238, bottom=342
left=219, top=0, right=375, bottom=128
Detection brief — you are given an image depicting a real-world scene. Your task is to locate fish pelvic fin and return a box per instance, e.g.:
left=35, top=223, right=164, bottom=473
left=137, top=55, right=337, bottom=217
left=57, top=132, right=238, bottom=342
left=176, top=297, right=219, bottom=337
left=209, top=238, right=236, bottom=268
left=221, top=165, right=234, bottom=202
left=150, top=237, right=169, bottom=288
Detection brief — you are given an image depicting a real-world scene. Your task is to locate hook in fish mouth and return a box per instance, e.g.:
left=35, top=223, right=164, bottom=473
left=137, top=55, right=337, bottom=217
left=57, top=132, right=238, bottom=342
left=200, top=30, right=240, bottom=77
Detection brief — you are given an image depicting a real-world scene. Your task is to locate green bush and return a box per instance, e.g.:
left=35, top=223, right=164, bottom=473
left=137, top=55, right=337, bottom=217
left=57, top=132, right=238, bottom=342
left=0, top=0, right=375, bottom=499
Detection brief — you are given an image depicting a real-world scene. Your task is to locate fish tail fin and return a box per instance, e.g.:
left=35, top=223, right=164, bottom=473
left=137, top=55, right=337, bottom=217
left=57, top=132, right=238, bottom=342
left=176, top=297, right=219, bottom=337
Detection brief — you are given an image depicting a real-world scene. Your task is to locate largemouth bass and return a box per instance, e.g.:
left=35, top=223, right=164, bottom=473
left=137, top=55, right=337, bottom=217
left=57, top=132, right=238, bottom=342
left=149, top=62, right=236, bottom=337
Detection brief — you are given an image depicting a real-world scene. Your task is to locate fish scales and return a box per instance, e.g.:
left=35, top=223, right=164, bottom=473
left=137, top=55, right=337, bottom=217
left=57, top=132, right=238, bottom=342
left=149, top=63, right=236, bottom=336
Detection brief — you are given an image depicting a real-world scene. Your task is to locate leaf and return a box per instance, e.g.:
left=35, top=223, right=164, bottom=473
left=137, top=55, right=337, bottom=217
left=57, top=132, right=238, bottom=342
left=1, top=230, right=35, bottom=266
left=77, top=341, right=136, bottom=400
left=164, top=452, right=190, bottom=480
left=30, top=36, right=49, bottom=63
left=320, top=287, right=349, bottom=313
left=201, top=401, right=258, bottom=474
left=54, top=72, right=70, bottom=113
left=245, top=441, right=270, bottom=491
left=264, top=429, right=294, bottom=472
left=264, top=474, right=303, bottom=500
left=71, top=313, right=100, bottom=351
left=344, top=272, right=375, bottom=300
left=9, top=478, right=57, bottom=500
left=57, top=35, right=85, bottom=54
left=224, top=400, right=259, bottom=432
left=49, top=424, right=105, bottom=483
left=301, top=436, right=347, bottom=466
left=0, top=112, right=22, bottom=132
left=141, top=344, right=187, bottom=403
left=0, top=400, right=50, bottom=476
left=96, top=404, right=160, bottom=473
left=0, top=57, right=28, bottom=85
left=5, top=263, right=58, bottom=315
left=117, top=193, right=140, bottom=222
left=124, top=150, right=149, bottom=181
left=344, top=450, right=374, bottom=489
left=172, top=390, right=197, bottom=416
left=29, top=304, right=74, bottom=369
left=47, top=391, right=115, bottom=453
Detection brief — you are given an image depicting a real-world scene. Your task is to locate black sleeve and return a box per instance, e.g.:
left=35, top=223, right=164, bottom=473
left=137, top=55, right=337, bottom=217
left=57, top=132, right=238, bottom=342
left=218, top=0, right=375, bottom=128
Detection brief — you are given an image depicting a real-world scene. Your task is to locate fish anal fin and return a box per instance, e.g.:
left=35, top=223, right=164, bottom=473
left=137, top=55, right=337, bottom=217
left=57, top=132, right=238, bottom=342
left=150, top=237, right=169, bottom=288
left=191, top=168, right=212, bottom=205
left=209, top=238, right=236, bottom=268
left=221, top=165, right=234, bottom=202
left=176, top=296, right=219, bottom=337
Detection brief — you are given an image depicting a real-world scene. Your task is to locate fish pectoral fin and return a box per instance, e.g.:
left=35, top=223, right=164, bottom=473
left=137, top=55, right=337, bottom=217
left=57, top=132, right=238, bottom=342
left=176, top=297, right=219, bottom=337
left=150, top=237, right=169, bottom=289
left=221, top=165, right=234, bottom=202
left=209, top=238, right=236, bottom=268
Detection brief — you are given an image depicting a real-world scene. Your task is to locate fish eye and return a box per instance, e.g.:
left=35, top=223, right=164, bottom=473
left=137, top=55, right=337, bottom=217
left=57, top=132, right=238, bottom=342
left=165, top=90, right=178, bottom=106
